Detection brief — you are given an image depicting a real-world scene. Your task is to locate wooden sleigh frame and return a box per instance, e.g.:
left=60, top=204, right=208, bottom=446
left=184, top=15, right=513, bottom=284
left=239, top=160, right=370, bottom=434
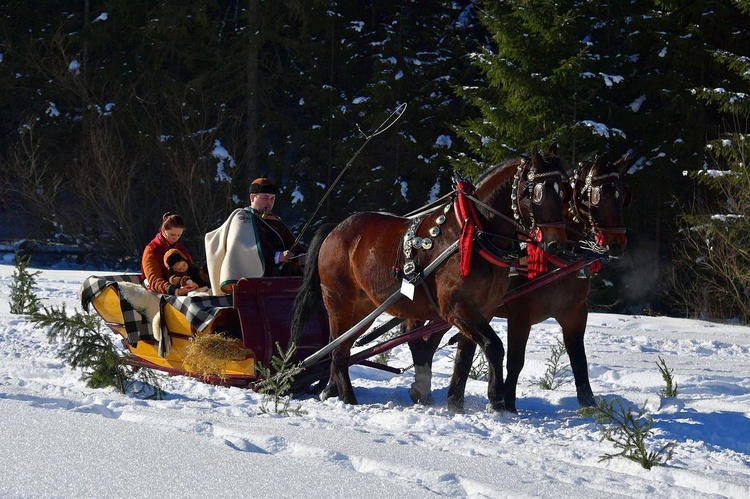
left=85, top=276, right=328, bottom=387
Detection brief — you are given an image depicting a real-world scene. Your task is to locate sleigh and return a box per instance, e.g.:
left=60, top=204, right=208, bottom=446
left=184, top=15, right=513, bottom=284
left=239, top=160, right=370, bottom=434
left=80, top=275, right=332, bottom=387
left=79, top=274, right=455, bottom=388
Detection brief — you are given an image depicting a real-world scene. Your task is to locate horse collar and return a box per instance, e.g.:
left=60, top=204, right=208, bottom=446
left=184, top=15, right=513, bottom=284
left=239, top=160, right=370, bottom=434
left=401, top=204, right=450, bottom=278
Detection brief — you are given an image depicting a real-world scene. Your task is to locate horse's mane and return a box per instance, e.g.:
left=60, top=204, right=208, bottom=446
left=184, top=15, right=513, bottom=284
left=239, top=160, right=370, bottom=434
left=475, top=157, right=523, bottom=188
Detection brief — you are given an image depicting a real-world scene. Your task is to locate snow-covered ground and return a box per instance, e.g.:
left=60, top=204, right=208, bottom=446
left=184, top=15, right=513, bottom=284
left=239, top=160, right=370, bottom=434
left=1, top=258, right=749, bottom=498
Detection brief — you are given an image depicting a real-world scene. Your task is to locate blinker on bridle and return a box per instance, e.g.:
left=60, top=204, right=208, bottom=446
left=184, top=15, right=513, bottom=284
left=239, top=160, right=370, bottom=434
left=512, top=159, right=568, bottom=231
left=570, top=162, right=630, bottom=235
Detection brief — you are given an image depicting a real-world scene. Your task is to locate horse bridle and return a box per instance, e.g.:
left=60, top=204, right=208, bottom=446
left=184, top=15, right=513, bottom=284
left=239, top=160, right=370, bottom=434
left=569, top=162, right=629, bottom=243
left=511, top=158, right=569, bottom=241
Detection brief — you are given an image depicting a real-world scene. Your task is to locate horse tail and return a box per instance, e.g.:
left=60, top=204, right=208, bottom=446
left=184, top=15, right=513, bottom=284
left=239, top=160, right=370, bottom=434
left=290, top=223, right=337, bottom=345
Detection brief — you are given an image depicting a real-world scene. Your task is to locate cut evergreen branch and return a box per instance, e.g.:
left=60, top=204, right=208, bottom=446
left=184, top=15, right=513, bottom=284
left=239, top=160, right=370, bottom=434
left=657, top=356, right=679, bottom=398
left=373, top=327, right=400, bottom=366
left=593, top=397, right=675, bottom=470
left=9, top=253, right=42, bottom=315
left=30, top=305, right=164, bottom=399
left=447, top=346, right=487, bottom=381
left=535, top=337, right=571, bottom=390
left=256, top=342, right=306, bottom=416
left=469, top=352, right=488, bottom=381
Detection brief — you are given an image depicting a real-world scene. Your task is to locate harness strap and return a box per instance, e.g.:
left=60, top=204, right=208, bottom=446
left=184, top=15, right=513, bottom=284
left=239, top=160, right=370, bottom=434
left=301, top=240, right=460, bottom=369
left=455, top=179, right=523, bottom=275
left=413, top=271, right=443, bottom=316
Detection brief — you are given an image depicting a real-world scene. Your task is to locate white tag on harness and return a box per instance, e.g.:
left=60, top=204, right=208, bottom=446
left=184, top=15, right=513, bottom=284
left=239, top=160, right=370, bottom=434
left=400, top=279, right=415, bottom=300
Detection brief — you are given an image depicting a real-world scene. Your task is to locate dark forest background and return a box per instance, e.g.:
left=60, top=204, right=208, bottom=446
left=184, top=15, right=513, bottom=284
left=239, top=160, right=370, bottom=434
left=2, top=1, right=749, bottom=322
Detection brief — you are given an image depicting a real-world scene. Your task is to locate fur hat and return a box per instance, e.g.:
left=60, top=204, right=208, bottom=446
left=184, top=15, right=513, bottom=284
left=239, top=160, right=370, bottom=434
left=164, top=248, right=189, bottom=269
left=249, top=177, right=279, bottom=195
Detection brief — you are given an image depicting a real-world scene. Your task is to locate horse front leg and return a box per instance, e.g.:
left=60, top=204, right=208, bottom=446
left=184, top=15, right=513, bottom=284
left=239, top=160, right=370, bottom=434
left=483, top=327, right=507, bottom=413
left=406, top=320, right=444, bottom=405
left=504, top=315, right=532, bottom=414
left=449, top=315, right=506, bottom=413
left=559, top=307, right=595, bottom=407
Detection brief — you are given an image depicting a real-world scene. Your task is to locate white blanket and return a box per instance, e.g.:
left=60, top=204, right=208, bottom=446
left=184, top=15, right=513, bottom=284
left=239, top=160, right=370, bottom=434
left=205, top=208, right=264, bottom=295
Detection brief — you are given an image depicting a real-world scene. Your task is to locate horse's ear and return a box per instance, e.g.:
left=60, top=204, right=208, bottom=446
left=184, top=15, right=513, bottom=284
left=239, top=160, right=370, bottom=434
left=548, top=142, right=558, bottom=157
left=530, top=145, right=541, bottom=165
left=594, top=152, right=609, bottom=172
left=614, top=153, right=630, bottom=175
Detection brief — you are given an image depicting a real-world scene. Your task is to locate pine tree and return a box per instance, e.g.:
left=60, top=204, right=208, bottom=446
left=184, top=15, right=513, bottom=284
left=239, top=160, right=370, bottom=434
left=454, top=0, right=625, bottom=174
left=671, top=0, right=750, bottom=322
left=9, top=254, right=41, bottom=315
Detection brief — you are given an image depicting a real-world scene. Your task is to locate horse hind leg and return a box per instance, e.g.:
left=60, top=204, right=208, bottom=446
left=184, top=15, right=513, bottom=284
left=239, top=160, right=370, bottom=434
left=560, top=309, right=595, bottom=407
left=319, top=345, right=357, bottom=404
left=446, top=335, right=477, bottom=413
left=319, top=280, right=362, bottom=404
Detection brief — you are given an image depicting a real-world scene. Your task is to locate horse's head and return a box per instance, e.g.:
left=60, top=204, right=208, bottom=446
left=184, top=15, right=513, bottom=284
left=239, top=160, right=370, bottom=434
left=512, top=146, right=570, bottom=255
left=570, top=153, right=631, bottom=258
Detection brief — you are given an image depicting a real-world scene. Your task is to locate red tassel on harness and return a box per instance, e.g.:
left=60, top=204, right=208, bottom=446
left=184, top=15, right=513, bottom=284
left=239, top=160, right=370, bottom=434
left=455, top=180, right=480, bottom=277
left=526, top=243, right=548, bottom=280
left=459, top=222, right=475, bottom=276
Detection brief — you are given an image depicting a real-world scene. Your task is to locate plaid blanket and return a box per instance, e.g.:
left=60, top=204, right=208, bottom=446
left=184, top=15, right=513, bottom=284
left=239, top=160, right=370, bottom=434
left=80, top=275, right=234, bottom=347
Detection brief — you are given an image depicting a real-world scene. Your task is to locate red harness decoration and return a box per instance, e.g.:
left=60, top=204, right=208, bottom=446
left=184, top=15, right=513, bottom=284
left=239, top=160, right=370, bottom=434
left=526, top=242, right=548, bottom=280
left=455, top=179, right=482, bottom=277
left=458, top=223, right=475, bottom=277
left=455, top=178, right=519, bottom=276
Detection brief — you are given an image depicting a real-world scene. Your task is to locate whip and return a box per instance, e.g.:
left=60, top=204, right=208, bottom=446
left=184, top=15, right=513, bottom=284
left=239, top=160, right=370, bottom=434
left=289, top=103, right=407, bottom=252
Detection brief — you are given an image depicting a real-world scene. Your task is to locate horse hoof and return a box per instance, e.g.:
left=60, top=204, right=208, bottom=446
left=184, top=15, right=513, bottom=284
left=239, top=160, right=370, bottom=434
left=487, top=401, right=506, bottom=413
left=409, top=387, right=435, bottom=406
left=447, top=401, right=465, bottom=414
left=320, top=384, right=336, bottom=401
left=577, top=385, right=596, bottom=407
left=578, top=395, right=596, bottom=408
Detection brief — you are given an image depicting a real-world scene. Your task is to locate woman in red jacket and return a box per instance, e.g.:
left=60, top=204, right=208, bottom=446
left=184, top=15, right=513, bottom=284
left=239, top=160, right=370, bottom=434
left=140, top=212, right=209, bottom=296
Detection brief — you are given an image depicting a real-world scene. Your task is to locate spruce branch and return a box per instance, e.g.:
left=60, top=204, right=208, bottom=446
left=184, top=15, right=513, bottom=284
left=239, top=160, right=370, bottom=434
left=657, top=356, right=679, bottom=398
left=31, top=305, right=164, bottom=399
left=593, top=397, right=675, bottom=469
left=447, top=349, right=488, bottom=381
left=535, top=337, right=571, bottom=390
left=9, top=253, right=42, bottom=315
left=256, top=342, right=306, bottom=416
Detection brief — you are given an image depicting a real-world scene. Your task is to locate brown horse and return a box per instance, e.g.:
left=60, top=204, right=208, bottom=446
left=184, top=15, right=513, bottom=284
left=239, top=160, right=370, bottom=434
left=407, top=152, right=631, bottom=413
left=291, top=147, right=570, bottom=410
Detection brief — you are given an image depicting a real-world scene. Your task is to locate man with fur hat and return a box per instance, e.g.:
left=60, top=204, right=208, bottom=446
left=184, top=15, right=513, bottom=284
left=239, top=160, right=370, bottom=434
left=205, top=177, right=304, bottom=294
left=247, top=177, right=299, bottom=268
